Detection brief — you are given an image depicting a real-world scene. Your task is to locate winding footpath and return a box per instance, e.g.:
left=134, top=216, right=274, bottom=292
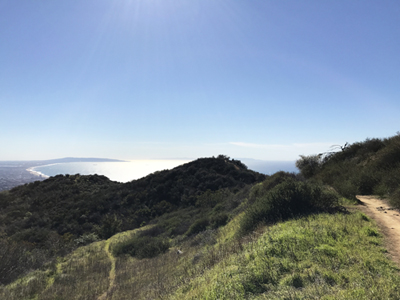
left=97, top=240, right=116, bottom=300
left=356, top=196, right=400, bottom=265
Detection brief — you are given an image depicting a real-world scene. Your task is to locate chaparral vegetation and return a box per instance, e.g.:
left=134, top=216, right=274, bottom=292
left=1, top=135, right=400, bottom=299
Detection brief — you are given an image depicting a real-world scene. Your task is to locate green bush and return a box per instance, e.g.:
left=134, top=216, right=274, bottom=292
left=210, top=213, right=229, bottom=229
left=248, top=172, right=296, bottom=205
left=240, top=179, right=338, bottom=235
left=95, top=214, right=122, bottom=239
left=138, top=225, right=165, bottom=237
left=333, top=179, right=358, bottom=200
left=389, top=188, right=400, bottom=209
left=352, top=170, right=379, bottom=195
left=195, top=189, right=229, bottom=208
left=113, top=235, right=170, bottom=259
left=186, top=217, right=209, bottom=236
left=378, top=138, right=400, bottom=167
left=296, top=155, right=322, bottom=179
left=74, top=233, right=99, bottom=246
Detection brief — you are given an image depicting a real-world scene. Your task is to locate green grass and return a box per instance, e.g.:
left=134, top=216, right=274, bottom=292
left=1, top=211, right=400, bottom=299
left=338, top=197, right=359, bottom=206
left=170, top=212, right=400, bottom=299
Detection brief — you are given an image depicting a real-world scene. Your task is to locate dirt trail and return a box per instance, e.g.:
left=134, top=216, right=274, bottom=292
left=356, top=196, right=400, bottom=265
left=97, top=240, right=116, bottom=300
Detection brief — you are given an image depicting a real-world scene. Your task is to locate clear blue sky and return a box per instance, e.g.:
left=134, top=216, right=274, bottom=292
left=1, top=0, right=399, bottom=161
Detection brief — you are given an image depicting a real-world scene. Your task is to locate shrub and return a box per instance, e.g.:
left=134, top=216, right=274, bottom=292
left=280, top=273, right=304, bottom=288
left=333, top=179, right=358, bottom=200
left=0, top=239, right=48, bottom=285
left=113, top=235, right=170, bottom=259
left=248, top=172, right=296, bottom=205
left=296, top=155, right=322, bottom=179
left=363, top=227, right=379, bottom=237
left=210, top=213, right=229, bottom=229
left=195, top=190, right=228, bottom=208
left=240, top=179, right=338, bottom=235
left=189, top=229, right=217, bottom=247
left=389, top=188, right=400, bottom=209
left=262, top=171, right=297, bottom=190
left=186, top=217, right=209, bottom=236
left=138, top=225, right=165, bottom=238
left=378, top=140, right=400, bottom=167
left=97, top=214, right=122, bottom=239
left=74, top=233, right=99, bottom=246
left=351, top=170, right=379, bottom=195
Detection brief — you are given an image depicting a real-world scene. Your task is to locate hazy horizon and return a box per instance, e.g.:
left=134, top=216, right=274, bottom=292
left=1, top=1, right=399, bottom=161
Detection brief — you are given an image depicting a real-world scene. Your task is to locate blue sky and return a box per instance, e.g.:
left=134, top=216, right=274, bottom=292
left=1, top=0, right=399, bottom=161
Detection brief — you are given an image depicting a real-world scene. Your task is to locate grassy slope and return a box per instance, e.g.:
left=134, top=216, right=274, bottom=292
left=2, top=139, right=400, bottom=299
left=2, top=210, right=400, bottom=300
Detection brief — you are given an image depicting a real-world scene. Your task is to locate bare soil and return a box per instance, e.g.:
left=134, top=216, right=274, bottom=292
left=355, top=195, right=400, bottom=266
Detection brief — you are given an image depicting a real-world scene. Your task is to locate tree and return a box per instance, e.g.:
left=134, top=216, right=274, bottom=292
left=98, top=214, right=122, bottom=239
left=295, top=154, right=322, bottom=179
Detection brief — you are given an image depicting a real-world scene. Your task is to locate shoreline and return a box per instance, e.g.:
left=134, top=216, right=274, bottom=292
left=24, top=160, right=192, bottom=183
left=26, top=167, right=50, bottom=179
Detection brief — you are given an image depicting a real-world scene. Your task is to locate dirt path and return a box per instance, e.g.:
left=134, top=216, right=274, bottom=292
left=97, top=240, right=116, bottom=300
left=356, top=195, right=400, bottom=265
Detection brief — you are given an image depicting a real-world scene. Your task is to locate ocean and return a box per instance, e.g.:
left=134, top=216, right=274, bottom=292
left=30, top=160, right=191, bottom=183
left=29, top=159, right=298, bottom=183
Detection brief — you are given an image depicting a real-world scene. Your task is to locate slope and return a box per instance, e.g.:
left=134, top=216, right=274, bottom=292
left=0, top=156, right=265, bottom=285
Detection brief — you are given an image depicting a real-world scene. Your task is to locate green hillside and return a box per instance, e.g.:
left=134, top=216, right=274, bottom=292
left=296, top=133, right=400, bottom=207
left=1, top=138, right=400, bottom=299
left=0, top=156, right=265, bottom=285
left=1, top=180, right=399, bottom=299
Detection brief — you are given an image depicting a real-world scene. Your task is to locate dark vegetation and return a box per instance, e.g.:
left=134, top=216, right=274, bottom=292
left=112, top=234, right=170, bottom=259
left=0, top=155, right=265, bottom=284
left=296, top=133, right=400, bottom=207
left=239, top=177, right=339, bottom=235
left=2, top=133, right=399, bottom=288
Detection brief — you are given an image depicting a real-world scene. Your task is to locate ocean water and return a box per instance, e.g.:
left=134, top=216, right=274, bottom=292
left=242, top=159, right=298, bottom=175
left=30, top=160, right=191, bottom=183
left=29, top=159, right=298, bottom=183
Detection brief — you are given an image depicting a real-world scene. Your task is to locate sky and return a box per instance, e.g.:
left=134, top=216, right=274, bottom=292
left=1, top=0, right=399, bottom=161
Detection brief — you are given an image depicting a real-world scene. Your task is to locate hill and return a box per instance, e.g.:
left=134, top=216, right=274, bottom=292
left=296, top=133, right=400, bottom=207
left=2, top=171, right=400, bottom=299
left=2, top=143, right=400, bottom=298
left=0, top=155, right=265, bottom=284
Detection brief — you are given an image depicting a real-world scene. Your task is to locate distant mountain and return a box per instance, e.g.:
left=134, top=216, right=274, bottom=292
left=40, top=157, right=128, bottom=164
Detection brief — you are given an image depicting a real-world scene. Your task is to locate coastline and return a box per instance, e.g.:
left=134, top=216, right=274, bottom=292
left=26, top=167, right=50, bottom=179
left=23, top=160, right=192, bottom=183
